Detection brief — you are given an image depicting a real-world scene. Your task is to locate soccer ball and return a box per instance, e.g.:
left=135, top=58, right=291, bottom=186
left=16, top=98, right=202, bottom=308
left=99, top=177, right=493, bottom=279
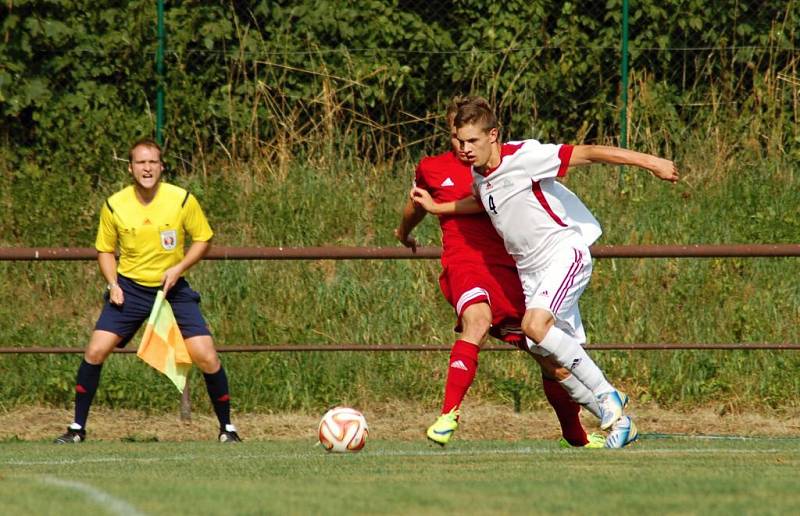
left=318, top=406, right=369, bottom=453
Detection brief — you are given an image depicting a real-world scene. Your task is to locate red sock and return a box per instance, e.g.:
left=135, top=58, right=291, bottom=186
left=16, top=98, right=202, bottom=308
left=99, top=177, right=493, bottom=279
left=542, top=377, right=588, bottom=446
left=441, top=340, right=479, bottom=415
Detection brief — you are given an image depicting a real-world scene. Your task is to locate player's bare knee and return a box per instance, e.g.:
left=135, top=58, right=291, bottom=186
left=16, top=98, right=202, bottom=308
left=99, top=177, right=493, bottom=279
left=522, top=309, right=555, bottom=344
left=84, top=332, right=119, bottom=364
left=186, top=342, right=220, bottom=373
left=192, top=348, right=220, bottom=372
left=185, top=336, right=219, bottom=371
left=462, top=319, right=490, bottom=343
left=190, top=353, right=217, bottom=373
left=83, top=349, right=108, bottom=365
left=526, top=324, right=551, bottom=344
left=461, top=305, right=492, bottom=345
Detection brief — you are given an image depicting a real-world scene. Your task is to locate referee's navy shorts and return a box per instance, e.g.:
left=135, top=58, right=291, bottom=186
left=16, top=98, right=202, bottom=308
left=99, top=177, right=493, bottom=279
left=95, top=274, right=211, bottom=347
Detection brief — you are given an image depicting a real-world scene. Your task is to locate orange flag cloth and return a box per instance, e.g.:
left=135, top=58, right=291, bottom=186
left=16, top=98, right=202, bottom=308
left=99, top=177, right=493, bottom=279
left=137, top=290, right=193, bottom=393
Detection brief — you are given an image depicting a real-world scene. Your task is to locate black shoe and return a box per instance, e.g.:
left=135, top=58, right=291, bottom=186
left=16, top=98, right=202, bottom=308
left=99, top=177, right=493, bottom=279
left=218, top=424, right=242, bottom=443
left=55, top=426, right=86, bottom=444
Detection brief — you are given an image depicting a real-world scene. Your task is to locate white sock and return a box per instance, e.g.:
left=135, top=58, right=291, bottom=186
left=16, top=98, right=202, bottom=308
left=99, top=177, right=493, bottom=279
left=525, top=337, right=551, bottom=356
left=534, top=326, right=614, bottom=396
left=559, top=374, right=602, bottom=419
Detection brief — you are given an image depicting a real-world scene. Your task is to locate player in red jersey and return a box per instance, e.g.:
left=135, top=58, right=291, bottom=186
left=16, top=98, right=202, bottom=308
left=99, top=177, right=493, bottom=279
left=395, top=97, right=604, bottom=448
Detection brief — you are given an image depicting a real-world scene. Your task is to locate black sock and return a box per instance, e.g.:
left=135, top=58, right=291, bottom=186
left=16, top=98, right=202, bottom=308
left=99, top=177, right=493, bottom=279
left=74, top=360, right=103, bottom=429
left=203, top=365, right=231, bottom=430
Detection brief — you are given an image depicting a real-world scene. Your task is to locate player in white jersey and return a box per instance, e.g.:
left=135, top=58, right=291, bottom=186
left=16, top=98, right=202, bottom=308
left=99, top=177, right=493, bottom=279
left=411, top=96, right=678, bottom=448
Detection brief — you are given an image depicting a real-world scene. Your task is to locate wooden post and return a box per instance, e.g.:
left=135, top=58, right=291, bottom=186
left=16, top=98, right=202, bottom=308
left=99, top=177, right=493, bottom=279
left=180, top=378, right=192, bottom=421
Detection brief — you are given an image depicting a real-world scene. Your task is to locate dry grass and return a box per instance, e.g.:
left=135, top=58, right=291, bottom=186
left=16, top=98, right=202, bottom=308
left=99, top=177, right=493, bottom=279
left=3, top=402, right=799, bottom=443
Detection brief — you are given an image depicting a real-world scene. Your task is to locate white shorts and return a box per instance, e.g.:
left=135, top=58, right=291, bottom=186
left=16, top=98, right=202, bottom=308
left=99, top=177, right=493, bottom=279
left=519, top=240, right=591, bottom=355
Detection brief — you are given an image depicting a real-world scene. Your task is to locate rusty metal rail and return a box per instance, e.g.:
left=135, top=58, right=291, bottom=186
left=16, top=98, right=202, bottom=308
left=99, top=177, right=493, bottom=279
left=1, top=343, right=798, bottom=354
left=1, top=244, right=797, bottom=353
left=1, top=244, right=800, bottom=261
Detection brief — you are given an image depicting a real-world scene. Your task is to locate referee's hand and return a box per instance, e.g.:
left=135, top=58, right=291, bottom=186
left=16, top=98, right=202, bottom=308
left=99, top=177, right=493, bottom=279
left=161, top=266, right=182, bottom=295
left=109, top=284, right=124, bottom=306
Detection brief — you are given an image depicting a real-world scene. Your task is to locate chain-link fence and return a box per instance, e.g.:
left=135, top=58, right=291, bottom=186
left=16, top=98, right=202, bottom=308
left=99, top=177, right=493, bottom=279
left=140, top=0, right=800, bottom=163
left=2, top=1, right=798, bottom=167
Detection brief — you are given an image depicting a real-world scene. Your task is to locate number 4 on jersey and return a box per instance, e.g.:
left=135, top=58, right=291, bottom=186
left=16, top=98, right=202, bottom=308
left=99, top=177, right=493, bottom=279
left=487, top=194, right=498, bottom=215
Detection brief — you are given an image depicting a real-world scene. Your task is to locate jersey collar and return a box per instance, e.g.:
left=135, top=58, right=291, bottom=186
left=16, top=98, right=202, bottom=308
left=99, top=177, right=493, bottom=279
left=474, top=142, right=524, bottom=177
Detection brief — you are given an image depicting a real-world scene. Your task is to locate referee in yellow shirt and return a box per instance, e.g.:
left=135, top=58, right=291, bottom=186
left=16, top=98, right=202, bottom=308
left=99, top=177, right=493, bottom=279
left=55, top=138, right=241, bottom=443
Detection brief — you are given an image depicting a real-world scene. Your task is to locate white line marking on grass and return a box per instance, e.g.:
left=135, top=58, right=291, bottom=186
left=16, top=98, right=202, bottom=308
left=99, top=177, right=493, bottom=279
left=5, top=446, right=796, bottom=467
left=346, top=447, right=794, bottom=458
left=39, top=475, right=145, bottom=516
left=9, top=456, right=186, bottom=466
left=641, top=433, right=800, bottom=441
left=7, top=449, right=550, bottom=465
left=595, top=448, right=790, bottom=455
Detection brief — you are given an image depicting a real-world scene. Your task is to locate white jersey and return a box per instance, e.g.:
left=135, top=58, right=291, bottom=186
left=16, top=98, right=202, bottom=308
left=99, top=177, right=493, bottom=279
left=472, top=140, right=602, bottom=272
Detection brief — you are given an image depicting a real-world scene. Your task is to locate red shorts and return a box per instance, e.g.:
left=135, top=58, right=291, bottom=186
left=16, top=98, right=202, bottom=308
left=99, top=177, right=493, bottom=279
left=438, top=261, right=526, bottom=346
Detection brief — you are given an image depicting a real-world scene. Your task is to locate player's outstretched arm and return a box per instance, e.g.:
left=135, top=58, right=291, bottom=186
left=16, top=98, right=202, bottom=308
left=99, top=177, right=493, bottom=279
left=410, top=187, right=483, bottom=215
left=570, top=145, right=679, bottom=183
left=394, top=199, right=427, bottom=252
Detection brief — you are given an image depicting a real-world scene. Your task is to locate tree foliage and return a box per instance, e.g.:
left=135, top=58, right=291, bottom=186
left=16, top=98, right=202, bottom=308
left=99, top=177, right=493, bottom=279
left=1, top=0, right=797, bottom=185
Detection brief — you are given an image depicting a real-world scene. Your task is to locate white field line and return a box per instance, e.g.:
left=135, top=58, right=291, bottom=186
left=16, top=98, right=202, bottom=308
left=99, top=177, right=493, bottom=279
left=39, top=475, right=146, bottom=516
left=642, top=433, right=800, bottom=441
left=4, top=446, right=797, bottom=466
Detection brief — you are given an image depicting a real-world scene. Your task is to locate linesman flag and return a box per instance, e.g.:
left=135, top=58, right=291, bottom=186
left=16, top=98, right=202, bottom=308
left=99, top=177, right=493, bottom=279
left=137, top=290, right=193, bottom=392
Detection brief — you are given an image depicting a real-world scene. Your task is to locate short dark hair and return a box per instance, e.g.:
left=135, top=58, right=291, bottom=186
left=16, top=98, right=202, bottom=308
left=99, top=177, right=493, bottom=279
left=128, top=138, right=162, bottom=163
left=453, top=96, right=498, bottom=132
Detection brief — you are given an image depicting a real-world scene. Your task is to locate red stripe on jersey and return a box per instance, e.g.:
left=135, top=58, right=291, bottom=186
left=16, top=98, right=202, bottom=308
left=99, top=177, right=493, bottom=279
left=531, top=180, right=568, bottom=227
left=557, top=144, right=574, bottom=177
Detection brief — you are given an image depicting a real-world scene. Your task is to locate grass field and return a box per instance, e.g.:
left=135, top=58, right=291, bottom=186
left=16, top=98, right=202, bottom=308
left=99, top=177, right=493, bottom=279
left=2, top=436, right=799, bottom=515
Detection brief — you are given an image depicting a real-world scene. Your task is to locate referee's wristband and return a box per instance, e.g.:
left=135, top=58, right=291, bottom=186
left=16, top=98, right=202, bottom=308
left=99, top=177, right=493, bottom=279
left=107, top=282, right=119, bottom=291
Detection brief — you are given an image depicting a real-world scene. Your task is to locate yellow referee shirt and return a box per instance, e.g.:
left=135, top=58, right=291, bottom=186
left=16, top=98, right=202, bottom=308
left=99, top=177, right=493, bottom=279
left=95, top=183, right=214, bottom=287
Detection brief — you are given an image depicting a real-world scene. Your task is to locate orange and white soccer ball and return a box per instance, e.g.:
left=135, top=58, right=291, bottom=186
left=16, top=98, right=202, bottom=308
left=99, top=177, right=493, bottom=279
left=318, top=406, right=369, bottom=453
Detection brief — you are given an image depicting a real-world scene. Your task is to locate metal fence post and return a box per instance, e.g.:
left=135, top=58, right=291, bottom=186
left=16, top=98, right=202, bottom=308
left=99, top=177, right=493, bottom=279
left=618, top=0, right=631, bottom=189
left=619, top=0, right=630, bottom=149
left=156, top=0, right=165, bottom=145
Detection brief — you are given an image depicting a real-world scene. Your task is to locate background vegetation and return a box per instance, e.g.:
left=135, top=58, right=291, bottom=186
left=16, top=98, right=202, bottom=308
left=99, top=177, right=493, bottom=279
left=1, top=1, right=798, bottom=415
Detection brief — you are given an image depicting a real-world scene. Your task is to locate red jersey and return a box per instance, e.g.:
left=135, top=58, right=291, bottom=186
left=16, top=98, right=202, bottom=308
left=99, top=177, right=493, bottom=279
left=414, top=151, right=514, bottom=268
